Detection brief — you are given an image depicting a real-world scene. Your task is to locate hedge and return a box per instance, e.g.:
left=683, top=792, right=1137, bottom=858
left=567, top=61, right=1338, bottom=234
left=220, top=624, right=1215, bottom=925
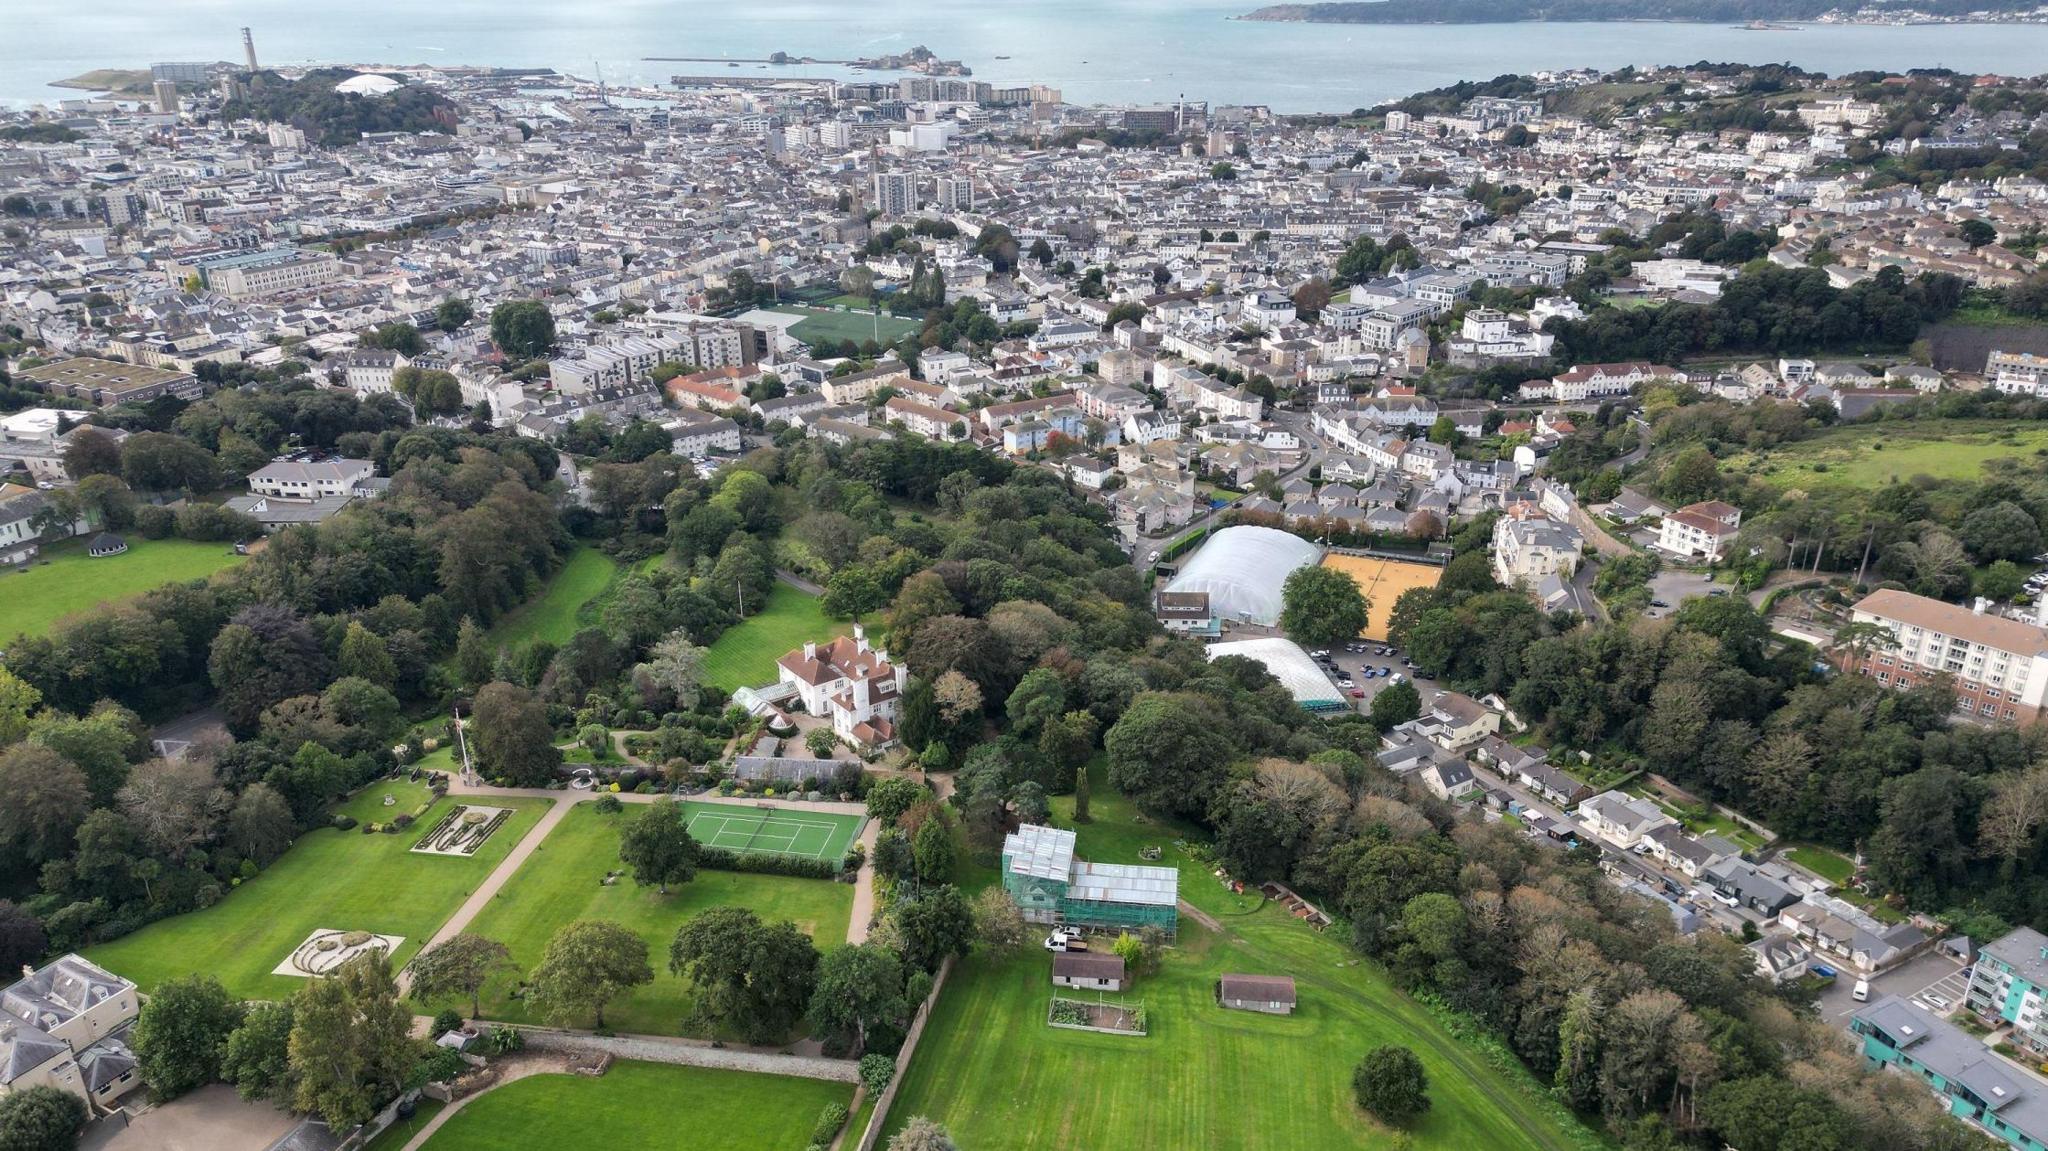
left=810, top=1101, right=849, bottom=1146
left=695, top=845, right=843, bottom=880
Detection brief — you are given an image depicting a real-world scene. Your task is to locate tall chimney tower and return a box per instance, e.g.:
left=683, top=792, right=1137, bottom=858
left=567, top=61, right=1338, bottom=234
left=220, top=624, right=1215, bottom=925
left=242, top=27, right=259, bottom=73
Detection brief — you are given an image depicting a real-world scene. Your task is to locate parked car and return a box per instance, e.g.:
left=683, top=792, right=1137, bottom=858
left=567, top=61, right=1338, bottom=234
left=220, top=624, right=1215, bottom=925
left=1712, top=891, right=1739, bottom=907
left=1812, top=964, right=1836, bottom=979
left=1708, top=588, right=1728, bottom=597
left=1336, top=678, right=1355, bottom=688
left=1390, top=673, right=1406, bottom=685
left=1852, top=979, right=1870, bottom=1002
left=1043, top=930, right=1087, bottom=953
left=1650, top=599, right=1670, bottom=608
left=1349, top=689, right=1365, bottom=698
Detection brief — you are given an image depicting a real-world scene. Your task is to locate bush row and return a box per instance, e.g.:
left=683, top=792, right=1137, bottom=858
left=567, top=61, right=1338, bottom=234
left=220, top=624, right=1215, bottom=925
left=696, top=845, right=852, bottom=880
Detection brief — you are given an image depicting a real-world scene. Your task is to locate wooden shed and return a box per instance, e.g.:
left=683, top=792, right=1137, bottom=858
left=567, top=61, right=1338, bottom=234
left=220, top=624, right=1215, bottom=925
left=1052, top=951, right=1126, bottom=992
left=1217, top=974, right=1297, bottom=1015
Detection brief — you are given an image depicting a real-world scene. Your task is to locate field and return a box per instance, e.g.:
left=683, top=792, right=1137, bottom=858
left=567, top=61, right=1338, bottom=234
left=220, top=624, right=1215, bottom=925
left=427, top=804, right=853, bottom=1035
left=418, top=1061, right=849, bottom=1151
left=1724, top=420, right=2048, bottom=491
left=0, top=536, right=247, bottom=641
left=479, top=546, right=622, bottom=650
left=1318, top=553, right=1444, bottom=641
left=701, top=583, right=848, bottom=691
left=681, top=801, right=864, bottom=861
left=881, top=764, right=1597, bottom=1151
left=87, top=782, right=550, bottom=1000
left=765, top=304, right=921, bottom=349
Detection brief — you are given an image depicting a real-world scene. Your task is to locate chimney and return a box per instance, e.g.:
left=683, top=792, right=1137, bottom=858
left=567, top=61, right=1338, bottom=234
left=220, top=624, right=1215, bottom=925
left=802, top=641, right=815, bottom=661
left=2036, top=597, right=2048, bottom=630
left=1974, top=597, right=1990, bottom=615
left=853, top=622, right=867, bottom=653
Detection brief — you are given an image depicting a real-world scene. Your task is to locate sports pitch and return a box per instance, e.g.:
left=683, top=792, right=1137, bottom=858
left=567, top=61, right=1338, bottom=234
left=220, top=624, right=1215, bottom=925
left=1319, top=553, right=1444, bottom=641
left=681, top=801, right=864, bottom=861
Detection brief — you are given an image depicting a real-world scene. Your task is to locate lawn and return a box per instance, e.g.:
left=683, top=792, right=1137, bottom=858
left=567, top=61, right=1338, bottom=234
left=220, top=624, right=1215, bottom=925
left=363, top=1099, right=446, bottom=1151
left=701, top=583, right=849, bottom=692
left=1786, top=845, right=1856, bottom=886
left=766, top=304, right=921, bottom=349
left=87, top=782, right=550, bottom=1000
left=425, top=804, right=853, bottom=1036
left=419, top=1061, right=848, bottom=1151
left=480, top=546, right=622, bottom=651
left=0, top=536, right=247, bottom=641
left=1725, top=420, right=2048, bottom=491
left=882, top=765, right=1599, bottom=1151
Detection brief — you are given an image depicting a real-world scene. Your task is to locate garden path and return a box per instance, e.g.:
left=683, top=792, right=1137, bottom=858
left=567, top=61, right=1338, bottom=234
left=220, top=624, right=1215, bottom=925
left=393, top=1052, right=573, bottom=1151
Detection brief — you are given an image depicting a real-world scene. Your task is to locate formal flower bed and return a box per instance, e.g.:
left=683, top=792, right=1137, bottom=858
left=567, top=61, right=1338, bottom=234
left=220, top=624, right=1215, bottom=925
left=411, top=805, right=513, bottom=856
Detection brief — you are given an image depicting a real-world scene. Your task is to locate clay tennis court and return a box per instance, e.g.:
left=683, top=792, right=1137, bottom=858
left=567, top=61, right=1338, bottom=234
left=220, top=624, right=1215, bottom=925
left=1319, top=553, right=1444, bottom=640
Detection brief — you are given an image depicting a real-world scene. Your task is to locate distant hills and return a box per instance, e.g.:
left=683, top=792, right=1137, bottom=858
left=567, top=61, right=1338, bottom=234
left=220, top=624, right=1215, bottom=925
left=1244, top=0, right=2039, bottom=22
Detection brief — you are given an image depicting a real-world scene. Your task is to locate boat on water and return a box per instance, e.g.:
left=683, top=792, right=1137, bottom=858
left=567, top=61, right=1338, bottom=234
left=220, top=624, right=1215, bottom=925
left=994, top=54, right=1011, bottom=59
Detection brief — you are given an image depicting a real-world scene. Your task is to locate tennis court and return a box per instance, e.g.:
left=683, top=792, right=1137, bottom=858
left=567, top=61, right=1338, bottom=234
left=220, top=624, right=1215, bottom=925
left=680, top=801, right=864, bottom=861
left=1319, top=553, right=1444, bottom=641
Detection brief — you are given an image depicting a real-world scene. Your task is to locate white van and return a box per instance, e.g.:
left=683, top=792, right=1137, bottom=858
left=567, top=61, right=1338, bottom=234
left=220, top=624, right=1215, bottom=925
left=1852, top=979, right=1870, bottom=1002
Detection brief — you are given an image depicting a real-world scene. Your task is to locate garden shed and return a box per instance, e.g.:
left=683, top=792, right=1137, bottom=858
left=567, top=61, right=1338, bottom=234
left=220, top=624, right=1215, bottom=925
left=1052, top=952, right=1126, bottom=992
left=1217, top=974, right=1297, bottom=1015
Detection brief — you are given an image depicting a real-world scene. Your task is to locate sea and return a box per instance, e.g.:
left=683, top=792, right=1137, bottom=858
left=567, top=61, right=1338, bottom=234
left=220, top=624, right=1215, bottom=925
left=7, top=0, right=2048, bottom=113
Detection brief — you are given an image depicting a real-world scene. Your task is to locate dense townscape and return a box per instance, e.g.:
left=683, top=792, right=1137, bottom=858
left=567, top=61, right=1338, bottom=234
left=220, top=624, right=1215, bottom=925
left=8, top=40, right=2048, bottom=1151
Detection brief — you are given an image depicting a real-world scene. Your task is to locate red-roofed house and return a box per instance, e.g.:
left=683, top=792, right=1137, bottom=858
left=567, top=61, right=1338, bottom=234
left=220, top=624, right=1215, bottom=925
left=1656, top=500, right=1742, bottom=562
left=775, top=624, right=906, bottom=750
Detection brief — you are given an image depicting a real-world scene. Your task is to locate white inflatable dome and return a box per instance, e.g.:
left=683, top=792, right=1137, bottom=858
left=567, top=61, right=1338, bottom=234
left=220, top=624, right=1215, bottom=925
left=1163, top=525, right=1321, bottom=627
left=336, top=73, right=402, bottom=96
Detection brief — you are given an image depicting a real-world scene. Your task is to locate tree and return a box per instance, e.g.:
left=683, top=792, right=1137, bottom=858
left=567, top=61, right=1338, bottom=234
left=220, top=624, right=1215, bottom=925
left=888, top=1117, right=958, bottom=1151
left=408, top=934, right=516, bottom=1019
left=526, top=920, right=652, bottom=1029
left=913, top=817, right=955, bottom=883
left=1210, top=161, right=1237, bottom=181
left=0, top=1086, right=86, bottom=1151
left=1105, top=694, right=1233, bottom=818
left=337, top=621, right=397, bottom=683
left=393, top=366, right=464, bottom=418
left=618, top=799, right=700, bottom=894
left=288, top=954, right=416, bottom=1130
left=490, top=299, right=557, bottom=358
left=1979, top=559, right=2027, bottom=603
left=132, top=975, right=245, bottom=1101
left=1960, top=501, right=2042, bottom=564
left=824, top=566, right=885, bottom=620
left=668, top=907, right=820, bottom=1044
left=116, top=758, right=224, bottom=862
left=970, top=888, right=1029, bottom=957
left=1369, top=680, right=1422, bottom=731
left=454, top=617, right=495, bottom=688
left=468, top=682, right=562, bottom=787
left=893, top=885, right=975, bottom=972
left=867, top=776, right=927, bottom=824
left=1958, top=218, right=1998, bottom=249
left=1700, top=1077, right=1851, bottom=1151
left=208, top=604, right=329, bottom=735
left=810, top=943, right=909, bottom=1056
left=1352, top=1044, right=1431, bottom=1126
left=639, top=632, right=708, bottom=712
left=1292, top=277, right=1332, bottom=322
left=1279, top=565, right=1370, bottom=649
left=61, top=428, right=121, bottom=480
left=435, top=296, right=474, bottom=332
left=805, top=727, right=839, bottom=759
left=0, top=746, right=90, bottom=863
left=362, top=322, right=424, bottom=356
left=120, top=431, right=215, bottom=493
left=0, top=903, right=48, bottom=974
left=221, top=1001, right=296, bottom=1105
left=225, top=782, right=295, bottom=867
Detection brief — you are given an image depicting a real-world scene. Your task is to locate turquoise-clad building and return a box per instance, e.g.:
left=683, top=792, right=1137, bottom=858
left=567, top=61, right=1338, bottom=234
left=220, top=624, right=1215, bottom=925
left=1851, top=994, right=2048, bottom=1150
left=1969, top=928, right=2048, bottom=1056
left=1000, top=824, right=1178, bottom=936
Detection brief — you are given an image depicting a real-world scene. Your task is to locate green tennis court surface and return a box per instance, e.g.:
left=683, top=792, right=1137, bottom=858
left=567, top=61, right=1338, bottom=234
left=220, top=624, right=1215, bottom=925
left=681, top=802, right=864, bottom=861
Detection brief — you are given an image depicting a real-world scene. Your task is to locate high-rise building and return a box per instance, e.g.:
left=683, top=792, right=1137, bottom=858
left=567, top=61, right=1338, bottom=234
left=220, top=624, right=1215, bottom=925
left=150, top=62, right=209, bottom=84
left=935, top=175, right=974, bottom=212
left=819, top=121, right=852, bottom=149
left=241, top=27, right=259, bottom=73
left=152, top=81, right=179, bottom=115
left=872, top=171, right=916, bottom=218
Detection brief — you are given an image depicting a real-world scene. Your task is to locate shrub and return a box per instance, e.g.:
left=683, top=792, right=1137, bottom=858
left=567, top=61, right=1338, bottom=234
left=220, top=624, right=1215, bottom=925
left=593, top=794, right=623, bottom=814
left=393, top=813, right=415, bottom=829
left=859, top=1053, right=895, bottom=1095
left=332, top=814, right=358, bottom=831
left=1352, top=1044, right=1430, bottom=1126
left=431, top=1008, right=464, bottom=1037
left=810, top=1101, right=850, bottom=1145
left=362, top=822, right=380, bottom=834
left=696, top=845, right=839, bottom=880
left=478, top=1025, right=524, bottom=1055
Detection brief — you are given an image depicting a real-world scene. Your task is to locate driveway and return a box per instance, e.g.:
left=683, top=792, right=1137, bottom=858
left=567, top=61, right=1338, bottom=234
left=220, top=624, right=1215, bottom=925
left=1643, top=569, right=1728, bottom=620
left=1814, top=949, right=1969, bottom=1028
left=85, top=1085, right=297, bottom=1151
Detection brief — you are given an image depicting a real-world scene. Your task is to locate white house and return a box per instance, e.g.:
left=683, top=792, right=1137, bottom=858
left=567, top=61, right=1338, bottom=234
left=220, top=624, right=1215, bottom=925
left=774, top=624, right=906, bottom=750
left=247, top=458, right=374, bottom=499
left=1576, top=790, right=1676, bottom=849
left=0, top=955, right=141, bottom=1115
left=1656, top=500, right=1742, bottom=562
